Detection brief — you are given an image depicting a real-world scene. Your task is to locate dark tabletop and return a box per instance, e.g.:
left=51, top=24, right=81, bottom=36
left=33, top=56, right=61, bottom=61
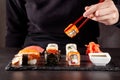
left=0, top=48, right=120, bottom=80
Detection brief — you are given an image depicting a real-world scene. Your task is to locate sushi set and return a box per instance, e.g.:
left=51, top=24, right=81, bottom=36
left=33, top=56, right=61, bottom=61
left=5, top=42, right=120, bottom=71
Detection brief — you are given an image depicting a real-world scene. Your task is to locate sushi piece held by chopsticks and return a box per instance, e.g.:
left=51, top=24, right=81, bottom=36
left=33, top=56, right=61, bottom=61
left=64, top=16, right=89, bottom=38
left=64, top=24, right=79, bottom=38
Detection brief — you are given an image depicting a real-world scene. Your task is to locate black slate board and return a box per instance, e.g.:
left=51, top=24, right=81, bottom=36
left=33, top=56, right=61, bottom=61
left=5, top=55, right=120, bottom=71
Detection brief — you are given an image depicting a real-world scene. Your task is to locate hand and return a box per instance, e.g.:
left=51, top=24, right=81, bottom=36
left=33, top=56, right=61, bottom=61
left=83, top=0, right=119, bottom=25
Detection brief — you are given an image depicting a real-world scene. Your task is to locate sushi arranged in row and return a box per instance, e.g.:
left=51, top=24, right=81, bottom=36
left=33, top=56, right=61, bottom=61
left=11, top=46, right=44, bottom=67
left=11, top=43, right=81, bottom=67
left=66, top=43, right=80, bottom=66
left=11, top=42, right=110, bottom=67
left=44, top=43, right=61, bottom=66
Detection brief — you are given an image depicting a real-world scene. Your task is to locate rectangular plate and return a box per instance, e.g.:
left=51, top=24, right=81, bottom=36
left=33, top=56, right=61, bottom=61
left=5, top=55, right=120, bottom=71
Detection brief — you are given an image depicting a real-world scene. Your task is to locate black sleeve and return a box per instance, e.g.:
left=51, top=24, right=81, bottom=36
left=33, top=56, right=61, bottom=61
left=113, top=0, right=120, bottom=28
left=6, top=0, right=28, bottom=48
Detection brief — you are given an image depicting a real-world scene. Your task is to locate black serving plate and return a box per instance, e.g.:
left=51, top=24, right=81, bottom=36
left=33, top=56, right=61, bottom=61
left=5, top=55, right=120, bottom=71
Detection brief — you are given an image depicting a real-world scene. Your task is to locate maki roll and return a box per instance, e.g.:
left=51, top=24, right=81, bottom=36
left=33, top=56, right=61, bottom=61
left=11, top=46, right=44, bottom=67
left=66, top=43, right=80, bottom=66
left=64, top=24, right=79, bottom=38
left=45, top=43, right=60, bottom=66
left=66, top=43, right=77, bottom=61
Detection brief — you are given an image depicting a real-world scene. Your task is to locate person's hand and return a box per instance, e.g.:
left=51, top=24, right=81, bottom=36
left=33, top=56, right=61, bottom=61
left=83, top=0, right=119, bottom=25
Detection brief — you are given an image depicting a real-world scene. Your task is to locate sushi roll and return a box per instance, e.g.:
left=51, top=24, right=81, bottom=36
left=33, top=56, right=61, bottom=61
left=46, top=43, right=58, bottom=53
left=11, top=46, right=44, bottom=67
left=45, top=43, right=60, bottom=66
left=64, top=24, right=79, bottom=38
left=66, top=43, right=77, bottom=61
left=66, top=43, right=80, bottom=66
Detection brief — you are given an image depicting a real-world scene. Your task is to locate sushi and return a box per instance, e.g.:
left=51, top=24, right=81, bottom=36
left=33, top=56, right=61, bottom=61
left=66, top=43, right=77, bottom=61
left=45, top=43, right=60, bottom=66
left=11, top=46, right=44, bottom=67
left=66, top=43, right=80, bottom=66
left=64, top=24, right=79, bottom=38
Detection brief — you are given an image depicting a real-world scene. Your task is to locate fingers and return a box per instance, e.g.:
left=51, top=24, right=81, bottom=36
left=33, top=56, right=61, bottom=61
left=83, top=0, right=119, bottom=25
left=83, top=0, right=114, bottom=17
left=93, top=13, right=116, bottom=21
left=94, top=6, right=116, bottom=17
left=83, top=5, right=98, bottom=17
left=91, top=13, right=116, bottom=22
left=91, top=12, right=118, bottom=25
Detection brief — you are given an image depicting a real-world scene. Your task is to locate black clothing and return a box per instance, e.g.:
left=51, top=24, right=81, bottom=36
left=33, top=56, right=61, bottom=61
left=113, top=0, right=120, bottom=28
left=6, top=0, right=120, bottom=49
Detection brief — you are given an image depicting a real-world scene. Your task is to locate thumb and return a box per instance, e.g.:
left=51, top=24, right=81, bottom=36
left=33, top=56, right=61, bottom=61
left=83, top=4, right=98, bottom=17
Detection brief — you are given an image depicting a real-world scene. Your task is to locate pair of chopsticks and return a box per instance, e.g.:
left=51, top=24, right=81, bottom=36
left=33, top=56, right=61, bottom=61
left=69, top=0, right=104, bottom=31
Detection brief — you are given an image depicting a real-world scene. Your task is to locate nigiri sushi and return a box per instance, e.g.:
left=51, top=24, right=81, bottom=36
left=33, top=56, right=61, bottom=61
left=11, top=46, right=44, bottom=67
left=66, top=43, right=80, bottom=66
left=45, top=43, right=60, bottom=66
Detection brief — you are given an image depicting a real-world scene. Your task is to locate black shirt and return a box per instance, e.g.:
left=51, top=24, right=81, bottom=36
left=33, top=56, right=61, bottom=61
left=6, top=0, right=120, bottom=49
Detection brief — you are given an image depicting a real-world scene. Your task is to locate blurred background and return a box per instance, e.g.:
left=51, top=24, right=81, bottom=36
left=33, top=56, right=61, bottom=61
left=0, top=0, right=6, bottom=47
left=98, top=24, right=120, bottom=48
left=0, top=0, right=120, bottom=48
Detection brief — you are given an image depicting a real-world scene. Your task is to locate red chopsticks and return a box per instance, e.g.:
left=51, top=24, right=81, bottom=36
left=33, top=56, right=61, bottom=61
left=72, top=16, right=89, bottom=30
left=64, top=0, right=104, bottom=38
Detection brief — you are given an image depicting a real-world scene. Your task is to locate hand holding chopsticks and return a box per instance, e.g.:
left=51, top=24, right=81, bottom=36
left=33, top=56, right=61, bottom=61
left=83, top=0, right=119, bottom=25
left=64, top=0, right=107, bottom=38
